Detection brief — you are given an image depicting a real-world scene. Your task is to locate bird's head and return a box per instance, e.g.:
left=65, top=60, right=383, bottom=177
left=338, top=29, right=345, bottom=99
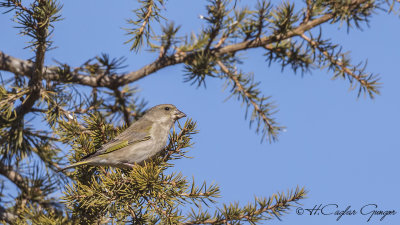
left=144, top=104, right=186, bottom=124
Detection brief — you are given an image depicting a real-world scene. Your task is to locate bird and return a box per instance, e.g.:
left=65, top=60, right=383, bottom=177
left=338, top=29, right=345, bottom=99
left=59, top=104, right=186, bottom=171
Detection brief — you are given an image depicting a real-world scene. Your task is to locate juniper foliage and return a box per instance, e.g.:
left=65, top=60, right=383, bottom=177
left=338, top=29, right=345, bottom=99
left=0, top=0, right=398, bottom=224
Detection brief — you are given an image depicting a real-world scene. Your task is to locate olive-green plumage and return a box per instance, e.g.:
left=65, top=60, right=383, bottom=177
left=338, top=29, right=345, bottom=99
left=59, top=104, right=186, bottom=171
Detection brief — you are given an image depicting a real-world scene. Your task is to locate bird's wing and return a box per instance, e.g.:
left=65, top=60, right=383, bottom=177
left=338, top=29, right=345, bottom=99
left=81, top=119, right=153, bottom=160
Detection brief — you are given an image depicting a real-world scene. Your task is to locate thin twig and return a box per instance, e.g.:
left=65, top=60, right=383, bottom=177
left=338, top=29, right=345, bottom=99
left=216, top=60, right=274, bottom=134
left=300, top=33, right=373, bottom=90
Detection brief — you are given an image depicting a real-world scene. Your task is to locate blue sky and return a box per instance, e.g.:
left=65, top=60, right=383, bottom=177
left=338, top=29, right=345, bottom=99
left=1, top=0, right=399, bottom=224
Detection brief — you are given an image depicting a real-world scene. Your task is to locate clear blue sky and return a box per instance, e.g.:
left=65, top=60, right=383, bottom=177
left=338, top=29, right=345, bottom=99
left=1, top=1, right=399, bottom=224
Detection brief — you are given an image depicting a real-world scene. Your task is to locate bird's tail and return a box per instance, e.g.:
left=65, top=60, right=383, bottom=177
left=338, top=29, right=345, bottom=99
left=58, top=161, right=91, bottom=172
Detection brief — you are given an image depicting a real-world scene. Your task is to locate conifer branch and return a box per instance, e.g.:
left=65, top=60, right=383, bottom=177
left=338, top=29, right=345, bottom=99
left=0, top=205, right=17, bottom=224
left=125, top=0, right=165, bottom=51
left=300, top=33, right=380, bottom=98
left=112, top=88, right=132, bottom=126
left=0, top=8, right=336, bottom=88
left=203, top=0, right=226, bottom=51
left=217, top=60, right=282, bottom=142
left=0, top=0, right=387, bottom=91
left=302, top=0, right=313, bottom=24
left=162, top=119, right=197, bottom=162
left=9, top=0, right=62, bottom=118
left=0, top=162, right=60, bottom=221
left=183, top=187, right=307, bottom=224
left=0, top=161, right=27, bottom=192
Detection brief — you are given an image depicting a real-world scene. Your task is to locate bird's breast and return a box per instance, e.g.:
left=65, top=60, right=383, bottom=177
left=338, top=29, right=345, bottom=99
left=150, top=123, right=173, bottom=151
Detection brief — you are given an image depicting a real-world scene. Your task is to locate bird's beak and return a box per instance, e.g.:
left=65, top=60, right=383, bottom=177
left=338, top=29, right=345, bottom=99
left=175, top=110, right=186, bottom=119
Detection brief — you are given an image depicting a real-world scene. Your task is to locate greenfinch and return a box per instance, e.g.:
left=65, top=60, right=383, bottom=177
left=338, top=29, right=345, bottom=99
left=59, top=104, right=186, bottom=171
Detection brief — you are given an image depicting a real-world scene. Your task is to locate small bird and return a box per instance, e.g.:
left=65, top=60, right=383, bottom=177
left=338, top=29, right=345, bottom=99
left=59, top=104, right=186, bottom=171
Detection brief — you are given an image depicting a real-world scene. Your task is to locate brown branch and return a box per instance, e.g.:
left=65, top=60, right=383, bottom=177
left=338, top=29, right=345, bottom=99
left=0, top=13, right=333, bottom=88
left=118, top=13, right=334, bottom=85
left=138, top=2, right=154, bottom=38
left=180, top=192, right=212, bottom=198
left=11, top=0, right=51, bottom=118
left=0, top=0, right=372, bottom=89
left=0, top=51, right=112, bottom=87
left=111, top=0, right=372, bottom=85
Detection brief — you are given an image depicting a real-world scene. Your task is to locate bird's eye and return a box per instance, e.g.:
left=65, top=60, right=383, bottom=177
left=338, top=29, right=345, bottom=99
left=164, top=107, right=170, bottom=111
